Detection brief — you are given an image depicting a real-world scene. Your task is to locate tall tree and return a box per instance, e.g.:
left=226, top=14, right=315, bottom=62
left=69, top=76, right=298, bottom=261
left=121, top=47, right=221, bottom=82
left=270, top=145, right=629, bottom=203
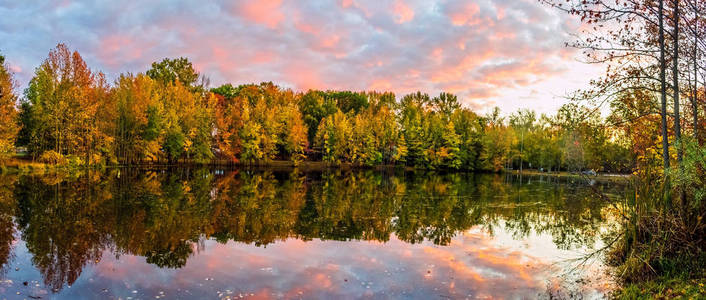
left=113, top=73, right=163, bottom=163
left=0, top=54, right=19, bottom=159
left=540, top=0, right=672, bottom=170
left=20, top=44, right=115, bottom=164
left=212, top=88, right=244, bottom=163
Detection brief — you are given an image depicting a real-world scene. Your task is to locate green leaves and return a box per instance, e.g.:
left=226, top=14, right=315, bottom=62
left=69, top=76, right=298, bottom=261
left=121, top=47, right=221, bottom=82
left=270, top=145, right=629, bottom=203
left=146, top=57, right=200, bottom=89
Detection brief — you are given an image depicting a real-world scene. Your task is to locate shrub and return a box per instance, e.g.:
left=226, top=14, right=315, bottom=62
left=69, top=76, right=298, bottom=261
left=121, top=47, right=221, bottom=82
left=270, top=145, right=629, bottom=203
left=38, top=151, right=67, bottom=165
left=66, top=155, right=85, bottom=168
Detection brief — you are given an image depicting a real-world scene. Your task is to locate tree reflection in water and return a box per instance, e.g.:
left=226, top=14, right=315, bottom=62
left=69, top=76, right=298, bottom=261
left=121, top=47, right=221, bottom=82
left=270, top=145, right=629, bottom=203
left=0, top=169, right=621, bottom=292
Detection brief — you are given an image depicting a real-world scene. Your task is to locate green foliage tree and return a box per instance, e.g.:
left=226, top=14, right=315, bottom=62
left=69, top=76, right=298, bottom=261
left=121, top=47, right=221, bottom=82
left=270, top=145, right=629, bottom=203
left=298, top=90, right=337, bottom=145
left=450, top=109, right=483, bottom=170
left=315, top=110, right=351, bottom=163
left=146, top=57, right=200, bottom=90
left=326, top=91, right=369, bottom=114
left=431, top=92, right=460, bottom=119
left=479, top=108, right=512, bottom=172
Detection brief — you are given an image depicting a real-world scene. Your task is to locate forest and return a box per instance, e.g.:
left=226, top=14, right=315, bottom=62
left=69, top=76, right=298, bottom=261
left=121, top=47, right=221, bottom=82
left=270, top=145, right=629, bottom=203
left=0, top=45, right=634, bottom=173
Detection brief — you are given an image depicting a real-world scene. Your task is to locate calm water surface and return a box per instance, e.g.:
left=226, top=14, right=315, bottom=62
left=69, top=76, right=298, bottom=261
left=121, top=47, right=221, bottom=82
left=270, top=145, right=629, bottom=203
left=0, top=169, right=624, bottom=299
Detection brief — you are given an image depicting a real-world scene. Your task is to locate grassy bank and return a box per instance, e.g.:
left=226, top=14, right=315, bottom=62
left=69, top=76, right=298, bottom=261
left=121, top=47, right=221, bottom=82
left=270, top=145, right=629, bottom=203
left=605, top=142, right=706, bottom=299
left=0, top=156, right=417, bottom=175
left=616, top=275, right=705, bottom=299
left=3, top=154, right=636, bottom=176
left=507, top=169, right=631, bottom=184
left=0, top=157, right=55, bottom=174
left=609, top=238, right=705, bottom=299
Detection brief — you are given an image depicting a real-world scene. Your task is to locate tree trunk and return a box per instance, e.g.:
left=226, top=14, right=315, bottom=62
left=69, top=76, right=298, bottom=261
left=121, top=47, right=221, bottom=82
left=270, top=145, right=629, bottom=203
left=659, top=0, right=671, bottom=170
left=693, top=5, right=700, bottom=139
left=692, top=61, right=698, bottom=139
left=673, top=0, right=682, bottom=164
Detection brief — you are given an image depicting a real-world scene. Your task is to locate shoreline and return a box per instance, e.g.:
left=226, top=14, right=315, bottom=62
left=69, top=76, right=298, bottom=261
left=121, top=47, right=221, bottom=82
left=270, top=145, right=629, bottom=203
left=1, top=157, right=632, bottom=182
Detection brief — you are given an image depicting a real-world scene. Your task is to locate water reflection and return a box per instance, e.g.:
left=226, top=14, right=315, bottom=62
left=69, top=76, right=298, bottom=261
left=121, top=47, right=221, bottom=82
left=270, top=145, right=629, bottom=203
left=0, top=169, right=621, bottom=298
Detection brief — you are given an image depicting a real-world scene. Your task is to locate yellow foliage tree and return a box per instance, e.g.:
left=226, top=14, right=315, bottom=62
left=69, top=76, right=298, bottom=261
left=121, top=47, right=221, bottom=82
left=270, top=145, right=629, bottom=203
left=0, top=55, right=19, bottom=159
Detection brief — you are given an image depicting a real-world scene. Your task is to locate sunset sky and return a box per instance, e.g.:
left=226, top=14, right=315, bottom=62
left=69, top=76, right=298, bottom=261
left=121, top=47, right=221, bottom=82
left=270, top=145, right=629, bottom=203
left=0, top=0, right=603, bottom=114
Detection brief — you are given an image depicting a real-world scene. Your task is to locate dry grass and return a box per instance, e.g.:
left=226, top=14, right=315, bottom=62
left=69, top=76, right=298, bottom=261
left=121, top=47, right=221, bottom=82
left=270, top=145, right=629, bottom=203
left=0, top=157, right=49, bottom=174
left=607, top=212, right=706, bottom=283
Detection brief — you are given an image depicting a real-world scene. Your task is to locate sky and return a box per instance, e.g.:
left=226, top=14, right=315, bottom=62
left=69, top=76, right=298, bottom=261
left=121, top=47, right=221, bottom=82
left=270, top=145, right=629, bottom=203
left=0, top=0, right=604, bottom=115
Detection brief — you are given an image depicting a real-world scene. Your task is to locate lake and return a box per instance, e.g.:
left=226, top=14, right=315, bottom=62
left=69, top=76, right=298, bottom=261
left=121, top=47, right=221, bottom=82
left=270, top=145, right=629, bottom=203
left=0, top=169, right=624, bottom=299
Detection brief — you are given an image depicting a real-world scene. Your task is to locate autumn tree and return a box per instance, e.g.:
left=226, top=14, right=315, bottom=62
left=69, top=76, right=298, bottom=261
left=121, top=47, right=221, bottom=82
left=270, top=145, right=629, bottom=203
left=539, top=0, right=674, bottom=170
left=346, top=104, right=405, bottom=166
left=0, top=54, right=19, bottom=159
left=159, top=80, right=213, bottom=163
left=113, top=73, right=163, bottom=163
left=212, top=82, right=308, bottom=164
left=278, top=104, right=308, bottom=164
left=212, top=86, right=244, bottom=162
left=19, top=44, right=115, bottom=164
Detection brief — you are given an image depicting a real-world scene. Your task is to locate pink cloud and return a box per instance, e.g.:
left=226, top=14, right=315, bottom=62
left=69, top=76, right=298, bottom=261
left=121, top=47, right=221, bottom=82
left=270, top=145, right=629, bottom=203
left=283, top=62, right=325, bottom=90
left=446, top=2, right=481, bottom=26
left=252, top=51, right=274, bottom=63
left=97, top=34, right=146, bottom=68
left=234, top=0, right=285, bottom=29
left=393, top=0, right=414, bottom=23
left=318, top=34, right=341, bottom=49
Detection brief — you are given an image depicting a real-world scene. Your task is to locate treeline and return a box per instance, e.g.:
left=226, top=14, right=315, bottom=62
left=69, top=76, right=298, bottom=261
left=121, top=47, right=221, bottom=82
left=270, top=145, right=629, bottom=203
left=0, top=44, right=633, bottom=172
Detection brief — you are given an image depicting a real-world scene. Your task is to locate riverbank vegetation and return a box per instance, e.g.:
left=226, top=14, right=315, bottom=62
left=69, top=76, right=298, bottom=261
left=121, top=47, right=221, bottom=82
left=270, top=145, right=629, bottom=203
left=541, top=0, right=706, bottom=297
